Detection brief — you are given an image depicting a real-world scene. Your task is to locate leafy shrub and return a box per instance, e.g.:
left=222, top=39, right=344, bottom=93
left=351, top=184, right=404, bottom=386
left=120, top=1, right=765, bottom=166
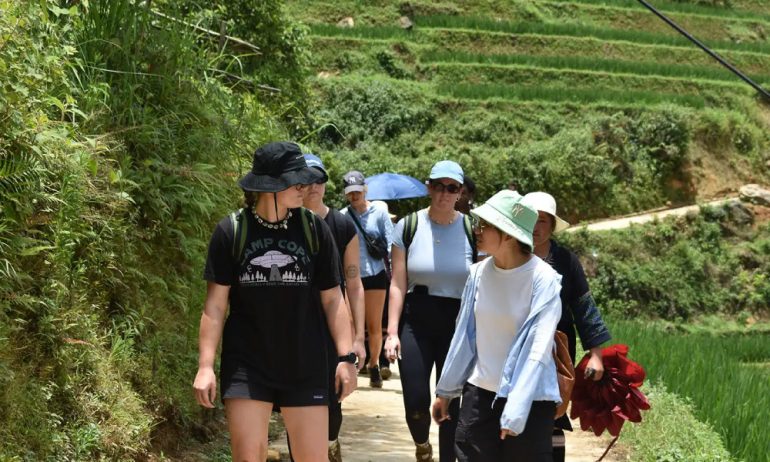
left=0, top=0, right=296, bottom=459
left=172, top=0, right=311, bottom=100
left=561, top=204, right=770, bottom=319
left=376, top=50, right=411, bottom=79
left=315, top=78, right=435, bottom=147
left=695, top=109, right=765, bottom=156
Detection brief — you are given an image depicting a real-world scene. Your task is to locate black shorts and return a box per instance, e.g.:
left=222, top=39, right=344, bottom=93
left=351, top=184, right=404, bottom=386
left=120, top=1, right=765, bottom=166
left=361, top=270, right=389, bottom=290
left=221, top=364, right=329, bottom=407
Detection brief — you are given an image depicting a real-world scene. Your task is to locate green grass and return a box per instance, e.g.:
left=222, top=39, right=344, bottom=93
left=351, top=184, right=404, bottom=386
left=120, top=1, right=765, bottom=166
left=618, top=383, right=734, bottom=461
left=415, top=29, right=770, bottom=75
left=427, top=63, right=755, bottom=107
left=310, top=23, right=414, bottom=40
left=539, top=0, right=770, bottom=23
left=415, top=16, right=770, bottom=55
left=436, top=82, right=707, bottom=108
left=421, top=50, right=770, bottom=85
left=611, top=321, right=770, bottom=461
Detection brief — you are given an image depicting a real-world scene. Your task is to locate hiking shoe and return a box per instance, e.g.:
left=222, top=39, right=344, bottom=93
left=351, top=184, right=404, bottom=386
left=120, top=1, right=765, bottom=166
left=369, top=365, right=383, bottom=388
left=328, top=439, right=342, bottom=462
left=380, top=365, right=392, bottom=380
left=415, top=441, right=433, bottom=461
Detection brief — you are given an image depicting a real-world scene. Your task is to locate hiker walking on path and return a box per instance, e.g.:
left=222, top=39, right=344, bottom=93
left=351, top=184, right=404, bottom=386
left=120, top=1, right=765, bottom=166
left=342, top=171, right=394, bottom=388
left=433, top=190, right=563, bottom=462
left=385, top=160, right=476, bottom=462
left=301, top=154, right=367, bottom=461
left=524, top=192, right=612, bottom=462
left=193, top=142, right=357, bottom=462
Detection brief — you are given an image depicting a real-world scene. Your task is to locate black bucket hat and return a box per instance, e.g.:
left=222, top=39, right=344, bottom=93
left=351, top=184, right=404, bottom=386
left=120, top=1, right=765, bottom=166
left=238, top=141, right=324, bottom=192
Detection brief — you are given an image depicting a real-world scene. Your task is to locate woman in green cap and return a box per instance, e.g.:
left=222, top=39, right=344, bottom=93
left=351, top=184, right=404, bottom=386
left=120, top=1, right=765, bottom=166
left=431, top=190, right=563, bottom=461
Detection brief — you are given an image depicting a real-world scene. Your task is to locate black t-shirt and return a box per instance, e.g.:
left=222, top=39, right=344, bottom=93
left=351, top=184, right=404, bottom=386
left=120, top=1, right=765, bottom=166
left=323, top=207, right=357, bottom=286
left=203, top=209, right=341, bottom=389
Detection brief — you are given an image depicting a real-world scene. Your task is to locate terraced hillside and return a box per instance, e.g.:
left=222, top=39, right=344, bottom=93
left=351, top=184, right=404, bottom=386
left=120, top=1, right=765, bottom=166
left=285, top=0, right=770, bottom=222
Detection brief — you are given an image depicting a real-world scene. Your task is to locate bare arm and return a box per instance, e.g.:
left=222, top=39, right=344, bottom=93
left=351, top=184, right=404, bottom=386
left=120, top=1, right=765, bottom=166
left=193, top=282, right=230, bottom=408
left=321, top=285, right=357, bottom=400
left=344, top=235, right=366, bottom=362
left=384, top=245, right=407, bottom=361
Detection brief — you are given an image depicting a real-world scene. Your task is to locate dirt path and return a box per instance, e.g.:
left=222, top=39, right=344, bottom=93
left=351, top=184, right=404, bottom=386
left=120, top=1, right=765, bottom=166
left=270, top=362, right=622, bottom=461
left=567, top=196, right=739, bottom=232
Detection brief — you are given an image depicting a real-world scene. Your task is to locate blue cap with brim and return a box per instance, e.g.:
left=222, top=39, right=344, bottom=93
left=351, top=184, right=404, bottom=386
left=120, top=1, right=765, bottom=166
left=429, top=160, right=464, bottom=184
left=304, top=153, right=328, bottom=183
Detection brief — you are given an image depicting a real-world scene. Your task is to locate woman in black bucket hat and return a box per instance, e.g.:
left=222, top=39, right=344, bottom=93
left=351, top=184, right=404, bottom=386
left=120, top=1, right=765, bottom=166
left=193, top=141, right=357, bottom=462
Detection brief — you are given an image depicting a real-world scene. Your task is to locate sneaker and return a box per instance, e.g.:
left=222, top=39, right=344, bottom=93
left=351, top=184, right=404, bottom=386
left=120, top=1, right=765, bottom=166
left=358, top=364, right=369, bottom=376
left=369, top=365, right=383, bottom=388
left=415, top=441, right=433, bottom=461
left=328, top=439, right=342, bottom=462
left=380, top=365, right=392, bottom=380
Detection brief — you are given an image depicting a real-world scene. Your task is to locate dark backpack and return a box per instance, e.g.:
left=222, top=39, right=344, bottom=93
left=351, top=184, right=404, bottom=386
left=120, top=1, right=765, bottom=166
left=402, top=210, right=477, bottom=262
left=228, top=207, right=319, bottom=263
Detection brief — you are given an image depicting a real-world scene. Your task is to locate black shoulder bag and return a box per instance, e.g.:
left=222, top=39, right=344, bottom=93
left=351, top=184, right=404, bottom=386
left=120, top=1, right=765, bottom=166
left=346, top=206, right=389, bottom=260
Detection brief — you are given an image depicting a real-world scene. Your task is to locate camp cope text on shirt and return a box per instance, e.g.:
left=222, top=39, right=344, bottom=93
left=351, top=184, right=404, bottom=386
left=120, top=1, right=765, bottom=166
left=238, top=236, right=311, bottom=287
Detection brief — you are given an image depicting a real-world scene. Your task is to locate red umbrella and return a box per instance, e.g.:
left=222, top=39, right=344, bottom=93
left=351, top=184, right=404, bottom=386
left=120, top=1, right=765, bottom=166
left=570, top=344, right=651, bottom=459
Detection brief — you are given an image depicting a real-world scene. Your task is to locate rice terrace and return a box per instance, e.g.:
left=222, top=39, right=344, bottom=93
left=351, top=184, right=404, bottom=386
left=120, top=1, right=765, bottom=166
left=1, top=0, right=769, bottom=461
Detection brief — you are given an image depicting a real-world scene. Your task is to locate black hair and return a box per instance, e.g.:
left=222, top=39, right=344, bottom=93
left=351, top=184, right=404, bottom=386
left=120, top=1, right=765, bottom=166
left=243, top=190, right=259, bottom=208
left=517, top=240, right=532, bottom=255
left=462, top=175, right=476, bottom=194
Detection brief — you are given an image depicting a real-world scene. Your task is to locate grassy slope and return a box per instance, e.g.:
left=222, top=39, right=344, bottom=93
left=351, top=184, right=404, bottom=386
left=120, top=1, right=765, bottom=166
left=292, top=0, right=770, bottom=221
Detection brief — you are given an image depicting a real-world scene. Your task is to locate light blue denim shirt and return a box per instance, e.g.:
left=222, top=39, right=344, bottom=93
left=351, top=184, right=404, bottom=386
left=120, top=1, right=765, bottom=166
left=342, top=205, right=394, bottom=278
left=436, top=257, right=563, bottom=435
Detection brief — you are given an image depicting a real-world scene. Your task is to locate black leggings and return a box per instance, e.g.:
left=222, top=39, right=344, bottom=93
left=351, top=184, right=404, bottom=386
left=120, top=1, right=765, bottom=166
left=398, top=293, right=461, bottom=462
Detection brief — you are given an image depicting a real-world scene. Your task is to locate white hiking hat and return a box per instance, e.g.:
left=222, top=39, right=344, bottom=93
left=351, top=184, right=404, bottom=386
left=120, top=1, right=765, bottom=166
left=522, top=192, right=571, bottom=233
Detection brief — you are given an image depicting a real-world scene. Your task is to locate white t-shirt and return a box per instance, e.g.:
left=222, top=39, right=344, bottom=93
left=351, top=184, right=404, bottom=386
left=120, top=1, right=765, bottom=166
left=468, top=256, right=538, bottom=393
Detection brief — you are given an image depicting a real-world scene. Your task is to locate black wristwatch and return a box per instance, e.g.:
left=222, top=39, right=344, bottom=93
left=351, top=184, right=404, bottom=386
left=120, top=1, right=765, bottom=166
left=338, top=352, right=357, bottom=364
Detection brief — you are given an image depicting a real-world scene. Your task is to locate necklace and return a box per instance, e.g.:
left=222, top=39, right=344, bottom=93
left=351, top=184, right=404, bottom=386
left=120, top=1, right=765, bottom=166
left=428, top=209, right=456, bottom=225
left=253, top=207, right=292, bottom=230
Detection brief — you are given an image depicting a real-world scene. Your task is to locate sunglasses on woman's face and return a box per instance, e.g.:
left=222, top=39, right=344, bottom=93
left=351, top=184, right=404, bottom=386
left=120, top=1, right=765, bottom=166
left=430, top=181, right=461, bottom=194
left=471, top=217, right=491, bottom=232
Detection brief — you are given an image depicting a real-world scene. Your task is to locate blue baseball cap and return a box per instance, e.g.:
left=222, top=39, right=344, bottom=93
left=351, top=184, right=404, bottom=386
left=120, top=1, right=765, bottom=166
left=429, top=160, right=464, bottom=184
left=303, top=153, right=328, bottom=183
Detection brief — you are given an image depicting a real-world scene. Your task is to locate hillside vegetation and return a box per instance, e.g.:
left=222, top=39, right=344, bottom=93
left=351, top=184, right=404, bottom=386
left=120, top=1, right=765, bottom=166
left=0, top=0, right=306, bottom=459
left=285, top=0, right=770, bottom=221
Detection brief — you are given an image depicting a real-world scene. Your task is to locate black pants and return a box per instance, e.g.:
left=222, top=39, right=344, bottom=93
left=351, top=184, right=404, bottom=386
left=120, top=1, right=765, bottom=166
left=455, top=384, right=555, bottom=462
left=398, top=293, right=461, bottom=462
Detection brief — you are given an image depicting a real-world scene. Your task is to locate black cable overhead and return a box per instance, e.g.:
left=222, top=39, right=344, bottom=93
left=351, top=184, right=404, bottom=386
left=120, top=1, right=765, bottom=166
left=635, top=0, right=770, bottom=102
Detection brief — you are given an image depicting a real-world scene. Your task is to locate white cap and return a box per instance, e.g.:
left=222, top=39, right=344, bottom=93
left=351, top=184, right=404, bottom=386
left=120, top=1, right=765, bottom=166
left=522, top=192, right=570, bottom=233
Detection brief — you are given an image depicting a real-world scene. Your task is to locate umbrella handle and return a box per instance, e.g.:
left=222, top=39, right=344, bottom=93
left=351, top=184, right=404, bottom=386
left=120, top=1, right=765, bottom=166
left=595, top=434, right=619, bottom=462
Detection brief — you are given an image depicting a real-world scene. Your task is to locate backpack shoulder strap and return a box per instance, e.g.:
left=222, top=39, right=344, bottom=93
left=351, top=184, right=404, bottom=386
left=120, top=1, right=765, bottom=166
left=300, top=207, right=320, bottom=255
left=402, top=211, right=420, bottom=253
left=463, top=214, right=478, bottom=262
left=229, top=208, right=248, bottom=262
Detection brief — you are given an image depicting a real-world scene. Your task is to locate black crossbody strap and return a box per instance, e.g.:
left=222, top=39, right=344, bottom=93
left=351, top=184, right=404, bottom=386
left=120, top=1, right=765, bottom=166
left=346, top=206, right=378, bottom=248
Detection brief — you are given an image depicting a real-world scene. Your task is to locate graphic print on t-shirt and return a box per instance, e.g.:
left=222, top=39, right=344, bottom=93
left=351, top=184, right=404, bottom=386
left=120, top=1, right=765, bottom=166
left=238, top=237, right=311, bottom=287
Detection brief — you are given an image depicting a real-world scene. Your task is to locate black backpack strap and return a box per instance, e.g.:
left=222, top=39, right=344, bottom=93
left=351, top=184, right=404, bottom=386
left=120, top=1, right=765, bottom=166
left=300, top=207, right=319, bottom=255
left=402, top=211, right=419, bottom=254
left=229, top=208, right=248, bottom=263
left=463, top=214, right=478, bottom=263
